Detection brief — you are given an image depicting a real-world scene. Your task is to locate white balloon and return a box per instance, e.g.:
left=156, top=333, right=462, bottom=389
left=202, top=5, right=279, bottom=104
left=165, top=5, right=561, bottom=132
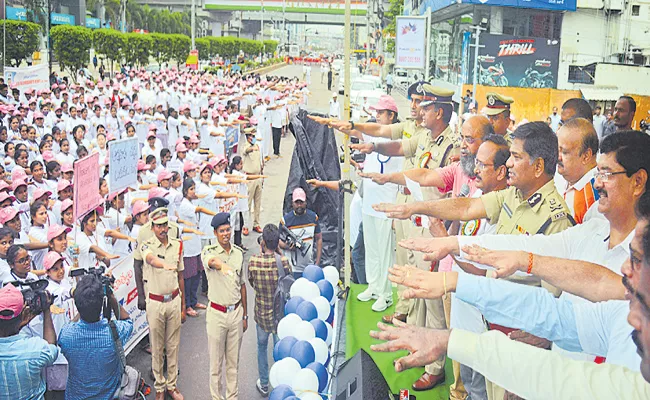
left=325, top=322, right=333, bottom=346
left=310, top=296, right=331, bottom=320
left=271, top=357, right=301, bottom=388
left=322, top=266, right=339, bottom=287
left=294, top=320, right=316, bottom=341
left=308, top=337, right=329, bottom=365
left=291, top=278, right=320, bottom=302
left=298, top=392, right=322, bottom=400
left=278, top=313, right=302, bottom=339
left=291, top=368, right=319, bottom=396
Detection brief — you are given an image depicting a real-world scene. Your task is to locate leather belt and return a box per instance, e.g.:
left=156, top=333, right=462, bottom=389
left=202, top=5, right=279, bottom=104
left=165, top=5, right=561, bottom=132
left=210, top=301, right=241, bottom=313
left=149, top=288, right=180, bottom=303
left=399, top=185, right=411, bottom=195
left=487, top=322, right=518, bottom=336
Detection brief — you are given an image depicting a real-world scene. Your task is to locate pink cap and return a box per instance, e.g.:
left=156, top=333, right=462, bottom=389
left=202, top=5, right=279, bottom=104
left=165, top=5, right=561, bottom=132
left=0, top=207, right=20, bottom=223
left=33, top=188, right=52, bottom=200
left=157, top=169, right=173, bottom=182
left=133, top=102, right=142, bottom=110
left=292, top=187, right=307, bottom=202
left=33, top=111, right=44, bottom=119
left=137, top=160, right=150, bottom=171
left=0, top=284, right=24, bottom=320
left=147, top=131, right=156, bottom=139
left=107, top=188, right=127, bottom=201
left=61, top=163, right=73, bottom=173
left=148, top=123, right=157, bottom=131
left=132, top=200, right=150, bottom=216
left=56, top=179, right=72, bottom=192
left=11, top=168, right=27, bottom=182
left=46, top=224, right=71, bottom=242
left=60, top=199, right=73, bottom=213
left=0, top=181, right=9, bottom=193
left=148, top=187, right=168, bottom=200
left=183, top=160, right=197, bottom=173
left=369, top=95, right=399, bottom=113
left=42, top=150, right=55, bottom=163
left=176, top=143, right=188, bottom=153
left=10, top=179, right=27, bottom=192
left=43, top=251, right=64, bottom=270
left=249, top=117, right=258, bottom=125
left=121, top=99, right=130, bottom=107
left=189, top=135, right=200, bottom=144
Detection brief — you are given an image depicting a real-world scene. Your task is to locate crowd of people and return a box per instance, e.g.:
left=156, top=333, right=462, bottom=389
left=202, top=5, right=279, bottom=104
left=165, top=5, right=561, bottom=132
left=309, top=82, right=648, bottom=399
left=0, top=65, right=312, bottom=400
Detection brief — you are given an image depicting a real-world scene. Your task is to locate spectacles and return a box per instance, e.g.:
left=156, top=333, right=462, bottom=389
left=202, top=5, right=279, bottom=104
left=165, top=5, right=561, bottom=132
left=461, top=136, right=479, bottom=145
left=594, top=170, right=627, bottom=182
left=474, top=159, right=495, bottom=170
left=16, top=255, right=31, bottom=265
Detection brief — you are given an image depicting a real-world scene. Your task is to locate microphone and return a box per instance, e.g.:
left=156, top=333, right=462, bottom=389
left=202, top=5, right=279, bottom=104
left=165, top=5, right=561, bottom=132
left=444, top=183, right=470, bottom=230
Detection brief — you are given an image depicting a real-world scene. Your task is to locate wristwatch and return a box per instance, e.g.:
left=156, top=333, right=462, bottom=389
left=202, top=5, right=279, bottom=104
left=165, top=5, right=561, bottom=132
left=349, top=120, right=355, bottom=130
left=243, top=315, right=248, bottom=321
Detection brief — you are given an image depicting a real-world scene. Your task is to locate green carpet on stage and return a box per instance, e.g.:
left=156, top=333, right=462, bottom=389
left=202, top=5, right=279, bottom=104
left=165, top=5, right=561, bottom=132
left=345, top=284, right=452, bottom=400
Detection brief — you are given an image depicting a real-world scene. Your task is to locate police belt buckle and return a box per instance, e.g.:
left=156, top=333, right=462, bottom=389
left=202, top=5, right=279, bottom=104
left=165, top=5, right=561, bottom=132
left=162, top=294, right=173, bottom=302
left=226, top=304, right=237, bottom=312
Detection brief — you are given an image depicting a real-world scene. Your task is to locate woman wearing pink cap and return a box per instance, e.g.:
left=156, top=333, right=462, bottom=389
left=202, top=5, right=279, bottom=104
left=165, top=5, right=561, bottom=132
left=55, top=138, right=75, bottom=166
left=142, top=130, right=162, bottom=164
left=104, top=189, right=133, bottom=259
left=27, top=201, right=50, bottom=274
left=75, top=209, right=119, bottom=269
left=129, top=200, right=150, bottom=240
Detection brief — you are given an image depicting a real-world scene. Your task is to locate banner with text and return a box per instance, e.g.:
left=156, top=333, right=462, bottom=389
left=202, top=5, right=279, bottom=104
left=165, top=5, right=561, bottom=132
left=108, top=138, right=139, bottom=194
left=4, top=64, right=49, bottom=93
left=111, top=256, right=149, bottom=354
left=468, top=34, right=561, bottom=89
left=73, top=153, right=103, bottom=221
left=395, top=16, right=428, bottom=70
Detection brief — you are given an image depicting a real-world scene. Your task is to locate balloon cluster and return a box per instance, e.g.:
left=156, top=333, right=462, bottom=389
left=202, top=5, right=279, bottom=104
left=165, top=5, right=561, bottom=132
left=269, top=265, right=339, bottom=400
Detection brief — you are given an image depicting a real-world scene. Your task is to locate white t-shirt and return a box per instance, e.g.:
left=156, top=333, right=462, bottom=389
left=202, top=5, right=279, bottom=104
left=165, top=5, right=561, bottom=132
left=196, top=181, right=217, bottom=240
left=102, top=208, right=131, bottom=258
left=76, top=230, right=100, bottom=270
left=361, top=135, right=403, bottom=218
left=178, top=198, right=202, bottom=257
left=28, top=225, right=49, bottom=268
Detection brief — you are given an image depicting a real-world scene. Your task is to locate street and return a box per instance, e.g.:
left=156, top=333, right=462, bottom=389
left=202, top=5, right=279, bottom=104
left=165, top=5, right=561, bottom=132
left=126, top=63, right=410, bottom=399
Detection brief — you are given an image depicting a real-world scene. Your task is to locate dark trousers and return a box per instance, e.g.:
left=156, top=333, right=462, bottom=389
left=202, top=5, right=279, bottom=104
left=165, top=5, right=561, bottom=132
left=201, top=270, right=208, bottom=293
left=351, top=222, right=366, bottom=284
left=327, top=78, right=332, bottom=91
left=272, top=127, right=282, bottom=155
left=234, top=211, right=244, bottom=246
left=184, top=274, right=201, bottom=308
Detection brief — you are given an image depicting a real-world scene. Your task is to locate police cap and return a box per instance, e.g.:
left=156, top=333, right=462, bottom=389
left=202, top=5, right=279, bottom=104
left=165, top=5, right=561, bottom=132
left=482, top=92, right=515, bottom=116
left=407, top=81, right=430, bottom=100
left=148, top=196, right=169, bottom=210
left=211, top=212, right=231, bottom=229
left=419, top=85, right=455, bottom=107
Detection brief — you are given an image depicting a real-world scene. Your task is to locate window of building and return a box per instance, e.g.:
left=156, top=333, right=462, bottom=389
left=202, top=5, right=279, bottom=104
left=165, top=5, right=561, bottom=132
left=632, top=5, right=640, bottom=16
left=568, top=64, right=596, bottom=84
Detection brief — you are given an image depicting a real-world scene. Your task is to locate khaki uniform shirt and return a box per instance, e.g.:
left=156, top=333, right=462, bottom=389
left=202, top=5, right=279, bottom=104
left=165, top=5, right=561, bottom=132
left=481, top=179, right=574, bottom=289
left=402, top=125, right=455, bottom=202
left=139, top=235, right=184, bottom=296
left=241, top=140, right=262, bottom=174
left=389, top=119, right=429, bottom=172
left=201, top=243, right=244, bottom=306
left=133, top=220, right=181, bottom=261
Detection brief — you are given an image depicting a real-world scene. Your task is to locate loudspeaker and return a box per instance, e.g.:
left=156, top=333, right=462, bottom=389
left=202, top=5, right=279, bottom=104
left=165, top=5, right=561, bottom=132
left=335, top=349, right=393, bottom=400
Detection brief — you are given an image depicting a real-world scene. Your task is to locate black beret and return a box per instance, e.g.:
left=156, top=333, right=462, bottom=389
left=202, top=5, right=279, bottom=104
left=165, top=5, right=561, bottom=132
left=211, top=212, right=231, bottom=229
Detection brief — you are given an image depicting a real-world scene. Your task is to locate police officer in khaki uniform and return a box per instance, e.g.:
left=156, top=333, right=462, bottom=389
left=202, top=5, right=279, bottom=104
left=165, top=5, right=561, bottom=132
left=482, top=92, right=515, bottom=145
left=201, top=212, right=248, bottom=400
left=376, top=121, right=574, bottom=398
left=350, top=84, right=456, bottom=391
left=241, top=126, right=264, bottom=233
left=139, top=208, right=186, bottom=400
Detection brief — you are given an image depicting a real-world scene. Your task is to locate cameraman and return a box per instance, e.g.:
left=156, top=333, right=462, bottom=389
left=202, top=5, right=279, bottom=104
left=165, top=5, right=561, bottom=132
left=58, top=274, right=133, bottom=400
left=0, top=283, right=59, bottom=399
left=279, top=188, right=322, bottom=278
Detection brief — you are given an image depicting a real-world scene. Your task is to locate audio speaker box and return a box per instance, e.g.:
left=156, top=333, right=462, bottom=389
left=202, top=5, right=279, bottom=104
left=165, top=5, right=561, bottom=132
left=334, top=348, right=393, bottom=400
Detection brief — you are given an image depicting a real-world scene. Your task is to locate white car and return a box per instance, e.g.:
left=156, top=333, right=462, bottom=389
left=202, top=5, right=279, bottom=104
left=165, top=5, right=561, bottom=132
left=350, top=78, right=382, bottom=101
left=337, top=68, right=361, bottom=94
left=332, top=60, right=343, bottom=75
left=350, top=90, right=383, bottom=122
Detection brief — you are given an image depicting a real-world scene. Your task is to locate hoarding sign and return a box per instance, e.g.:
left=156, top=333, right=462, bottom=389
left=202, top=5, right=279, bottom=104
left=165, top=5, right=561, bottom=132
left=395, top=16, right=427, bottom=70
left=468, top=34, right=561, bottom=89
left=4, top=64, right=49, bottom=93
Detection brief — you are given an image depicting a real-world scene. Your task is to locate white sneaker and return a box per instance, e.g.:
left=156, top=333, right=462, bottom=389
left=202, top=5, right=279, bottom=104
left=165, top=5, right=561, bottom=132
left=371, top=295, right=393, bottom=312
left=357, top=288, right=378, bottom=302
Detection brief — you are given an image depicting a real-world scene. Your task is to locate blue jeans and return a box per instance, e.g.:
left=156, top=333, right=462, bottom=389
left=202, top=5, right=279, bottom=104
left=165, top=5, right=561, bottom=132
left=292, top=271, right=303, bottom=279
left=184, top=274, right=201, bottom=308
left=256, top=324, right=279, bottom=387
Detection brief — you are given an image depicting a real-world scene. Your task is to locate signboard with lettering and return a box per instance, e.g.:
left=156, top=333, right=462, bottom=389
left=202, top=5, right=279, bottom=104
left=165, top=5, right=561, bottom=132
left=6, top=6, right=27, bottom=21
left=4, top=64, right=49, bottom=93
left=50, top=12, right=75, bottom=25
left=86, top=17, right=101, bottom=29
left=73, top=153, right=103, bottom=221
left=108, top=138, right=139, bottom=194
left=468, top=33, right=561, bottom=89
left=395, top=16, right=427, bottom=70
left=110, top=256, right=149, bottom=354
left=417, top=0, right=575, bottom=14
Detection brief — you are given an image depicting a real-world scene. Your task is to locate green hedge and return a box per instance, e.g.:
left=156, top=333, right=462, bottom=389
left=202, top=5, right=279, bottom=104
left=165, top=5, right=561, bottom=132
left=51, top=25, right=93, bottom=82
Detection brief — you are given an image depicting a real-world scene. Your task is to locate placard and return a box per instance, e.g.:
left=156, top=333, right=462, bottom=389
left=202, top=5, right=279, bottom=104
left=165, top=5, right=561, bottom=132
left=73, top=153, right=103, bottom=221
left=110, top=255, right=149, bottom=354
left=108, top=138, right=139, bottom=194
left=395, top=16, right=428, bottom=70
left=3, top=64, right=49, bottom=93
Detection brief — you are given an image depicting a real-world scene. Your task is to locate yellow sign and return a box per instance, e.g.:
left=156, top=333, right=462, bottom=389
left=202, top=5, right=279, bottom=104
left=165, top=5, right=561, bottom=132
left=186, top=50, right=199, bottom=70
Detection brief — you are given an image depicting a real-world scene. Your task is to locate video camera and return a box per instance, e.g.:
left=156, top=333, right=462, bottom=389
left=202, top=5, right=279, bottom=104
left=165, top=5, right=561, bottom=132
left=4, top=279, right=53, bottom=316
left=70, top=266, right=116, bottom=295
left=279, top=224, right=311, bottom=257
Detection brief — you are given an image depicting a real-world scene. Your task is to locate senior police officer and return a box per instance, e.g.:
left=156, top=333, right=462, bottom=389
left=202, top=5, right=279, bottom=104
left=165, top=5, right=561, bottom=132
left=139, top=207, right=186, bottom=400
left=315, top=81, right=432, bottom=323
left=241, top=126, right=264, bottom=233
left=201, top=212, right=248, bottom=400
left=482, top=92, right=514, bottom=144
left=349, top=84, right=457, bottom=391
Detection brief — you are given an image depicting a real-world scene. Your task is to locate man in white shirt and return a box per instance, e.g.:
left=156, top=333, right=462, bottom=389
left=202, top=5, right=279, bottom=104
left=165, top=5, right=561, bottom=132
left=329, top=93, right=340, bottom=119
left=593, top=105, right=606, bottom=141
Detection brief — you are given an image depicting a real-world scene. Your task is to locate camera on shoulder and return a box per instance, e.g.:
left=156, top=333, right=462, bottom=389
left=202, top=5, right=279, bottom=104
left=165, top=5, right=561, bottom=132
left=4, top=279, right=53, bottom=316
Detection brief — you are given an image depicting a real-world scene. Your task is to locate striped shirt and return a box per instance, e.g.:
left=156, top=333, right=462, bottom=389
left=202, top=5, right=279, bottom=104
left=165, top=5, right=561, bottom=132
left=0, top=333, right=59, bottom=400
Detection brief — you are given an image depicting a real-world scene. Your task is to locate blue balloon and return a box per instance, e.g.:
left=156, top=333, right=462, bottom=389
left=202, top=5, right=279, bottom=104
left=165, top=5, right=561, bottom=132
left=269, top=384, right=295, bottom=400
left=296, top=301, right=318, bottom=321
left=326, top=309, right=334, bottom=325
left=307, top=362, right=328, bottom=392
left=290, top=340, right=315, bottom=368
left=285, top=397, right=299, bottom=400
left=310, top=318, right=328, bottom=341
left=316, top=279, right=334, bottom=302
left=303, top=264, right=325, bottom=282
left=273, top=336, right=298, bottom=362
left=285, top=296, right=305, bottom=316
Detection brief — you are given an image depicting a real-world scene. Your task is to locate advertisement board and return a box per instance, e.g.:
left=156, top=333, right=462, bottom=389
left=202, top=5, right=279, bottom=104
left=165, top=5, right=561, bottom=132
left=395, top=16, right=428, bottom=70
left=468, top=34, right=561, bottom=89
left=4, top=64, right=49, bottom=93
left=418, top=0, right=575, bottom=13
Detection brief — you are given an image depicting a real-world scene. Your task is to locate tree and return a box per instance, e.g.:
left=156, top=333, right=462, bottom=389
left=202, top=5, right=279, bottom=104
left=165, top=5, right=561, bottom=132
left=384, top=0, right=403, bottom=54
left=263, top=40, right=279, bottom=54
left=0, top=20, right=41, bottom=67
left=93, top=28, right=125, bottom=74
left=195, top=38, right=210, bottom=60
left=123, top=33, right=153, bottom=67
left=51, top=25, right=92, bottom=82
left=169, top=34, right=191, bottom=68
left=150, top=33, right=174, bottom=66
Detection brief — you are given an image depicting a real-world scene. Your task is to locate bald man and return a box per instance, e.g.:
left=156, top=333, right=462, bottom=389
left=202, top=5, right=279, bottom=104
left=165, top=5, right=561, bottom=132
left=553, top=118, right=600, bottom=223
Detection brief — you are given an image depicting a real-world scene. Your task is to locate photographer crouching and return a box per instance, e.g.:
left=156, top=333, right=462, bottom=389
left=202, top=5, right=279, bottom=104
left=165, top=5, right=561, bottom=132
left=0, top=282, right=59, bottom=399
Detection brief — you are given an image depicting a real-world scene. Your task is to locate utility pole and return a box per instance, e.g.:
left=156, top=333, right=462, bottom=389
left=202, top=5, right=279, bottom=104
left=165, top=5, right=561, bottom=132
left=46, top=0, right=52, bottom=75
left=120, top=0, right=126, bottom=33
left=190, top=0, right=195, bottom=49
left=470, top=24, right=486, bottom=102
left=343, top=0, right=352, bottom=288
left=260, top=0, right=264, bottom=43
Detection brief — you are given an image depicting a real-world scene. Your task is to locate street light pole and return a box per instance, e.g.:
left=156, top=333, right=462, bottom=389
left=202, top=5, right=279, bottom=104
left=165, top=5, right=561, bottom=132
left=470, top=24, right=486, bottom=101
left=191, top=0, right=195, bottom=49
left=343, top=0, right=351, bottom=288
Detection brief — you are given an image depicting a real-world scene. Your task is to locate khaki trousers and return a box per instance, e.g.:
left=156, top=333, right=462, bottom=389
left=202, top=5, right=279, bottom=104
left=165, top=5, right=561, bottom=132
left=247, top=179, right=262, bottom=228
left=207, top=305, right=244, bottom=400
left=443, top=293, right=467, bottom=400
left=146, top=295, right=182, bottom=393
left=406, top=225, right=447, bottom=375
